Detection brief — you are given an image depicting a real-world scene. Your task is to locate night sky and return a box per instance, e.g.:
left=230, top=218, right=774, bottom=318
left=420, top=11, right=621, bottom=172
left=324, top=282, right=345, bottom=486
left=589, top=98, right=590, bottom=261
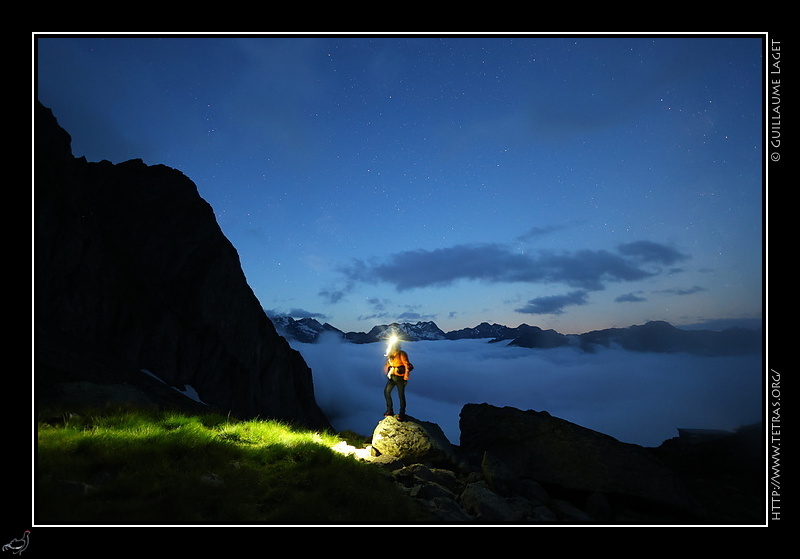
left=35, top=33, right=764, bottom=335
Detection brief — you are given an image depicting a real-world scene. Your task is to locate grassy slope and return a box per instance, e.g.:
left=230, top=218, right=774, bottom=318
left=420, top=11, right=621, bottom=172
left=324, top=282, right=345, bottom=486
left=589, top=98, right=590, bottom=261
left=36, top=406, right=429, bottom=525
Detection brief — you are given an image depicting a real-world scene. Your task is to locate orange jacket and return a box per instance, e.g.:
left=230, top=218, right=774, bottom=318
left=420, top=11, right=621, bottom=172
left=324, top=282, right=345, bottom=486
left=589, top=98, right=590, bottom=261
left=386, top=350, right=412, bottom=380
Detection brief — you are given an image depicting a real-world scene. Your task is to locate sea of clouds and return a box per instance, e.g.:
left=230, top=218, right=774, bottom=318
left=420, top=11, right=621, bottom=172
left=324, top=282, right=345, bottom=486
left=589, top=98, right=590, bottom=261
left=292, top=334, right=763, bottom=448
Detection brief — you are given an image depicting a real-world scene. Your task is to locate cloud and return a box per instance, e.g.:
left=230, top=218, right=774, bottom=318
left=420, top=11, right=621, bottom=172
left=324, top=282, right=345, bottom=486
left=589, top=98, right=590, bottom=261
left=515, top=290, right=589, bottom=315
left=397, top=311, right=437, bottom=321
left=366, top=297, right=387, bottom=311
left=318, top=285, right=349, bottom=304
left=614, top=284, right=705, bottom=305
left=655, top=285, right=707, bottom=296
left=357, top=300, right=437, bottom=323
left=616, top=240, right=689, bottom=266
left=616, top=291, right=647, bottom=303
left=295, top=337, right=762, bottom=448
left=336, top=240, right=689, bottom=294
left=515, top=224, right=569, bottom=242
left=355, top=297, right=389, bottom=321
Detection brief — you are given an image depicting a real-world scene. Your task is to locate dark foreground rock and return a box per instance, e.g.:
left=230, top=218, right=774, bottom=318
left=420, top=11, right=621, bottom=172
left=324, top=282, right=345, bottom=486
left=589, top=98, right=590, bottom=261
left=35, top=101, right=329, bottom=431
left=341, top=404, right=764, bottom=524
left=458, top=403, right=701, bottom=517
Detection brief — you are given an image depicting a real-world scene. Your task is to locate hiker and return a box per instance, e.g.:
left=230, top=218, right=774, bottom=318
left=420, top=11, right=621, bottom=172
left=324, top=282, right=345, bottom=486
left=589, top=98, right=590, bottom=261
left=384, top=338, right=413, bottom=420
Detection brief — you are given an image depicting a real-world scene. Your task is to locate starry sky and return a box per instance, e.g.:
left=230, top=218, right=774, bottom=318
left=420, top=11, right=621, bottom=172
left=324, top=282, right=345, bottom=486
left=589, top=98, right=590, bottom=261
left=35, top=33, right=764, bottom=335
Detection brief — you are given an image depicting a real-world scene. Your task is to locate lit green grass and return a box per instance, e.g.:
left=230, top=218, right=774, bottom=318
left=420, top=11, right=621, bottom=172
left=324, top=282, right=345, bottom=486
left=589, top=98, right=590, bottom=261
left=36, top=407, right=428, bottom=525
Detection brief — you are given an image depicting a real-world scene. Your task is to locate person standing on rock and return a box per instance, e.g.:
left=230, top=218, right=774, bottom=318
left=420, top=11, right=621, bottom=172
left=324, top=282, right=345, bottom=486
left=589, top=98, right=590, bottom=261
left=384, top=336, right=413, bottom=421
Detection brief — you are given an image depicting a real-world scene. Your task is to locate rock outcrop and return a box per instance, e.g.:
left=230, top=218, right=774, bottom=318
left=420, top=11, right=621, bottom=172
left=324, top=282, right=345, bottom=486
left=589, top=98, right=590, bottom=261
left=458, top=403, right=702, bottom=517
left=34, top=101, right=329, bottom=431
left=343, top=404, right=762, bottom=524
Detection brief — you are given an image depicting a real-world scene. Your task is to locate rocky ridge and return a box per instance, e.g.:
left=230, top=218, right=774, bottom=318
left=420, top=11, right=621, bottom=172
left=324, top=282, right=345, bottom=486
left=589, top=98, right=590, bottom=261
left=334, top=404, right=763, bottom=524
left=274, top=317, right=761, bottom=357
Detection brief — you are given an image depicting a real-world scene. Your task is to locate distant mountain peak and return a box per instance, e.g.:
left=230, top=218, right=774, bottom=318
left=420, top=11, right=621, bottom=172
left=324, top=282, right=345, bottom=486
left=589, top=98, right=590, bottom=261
left=273, top=316, right=761, bottom=356
left=270, top=315, right=344, bottom=343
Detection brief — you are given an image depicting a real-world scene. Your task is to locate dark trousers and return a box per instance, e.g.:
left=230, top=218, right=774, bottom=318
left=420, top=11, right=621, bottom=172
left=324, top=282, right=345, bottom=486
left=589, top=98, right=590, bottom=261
left=384, top=375, right=407, bottom=415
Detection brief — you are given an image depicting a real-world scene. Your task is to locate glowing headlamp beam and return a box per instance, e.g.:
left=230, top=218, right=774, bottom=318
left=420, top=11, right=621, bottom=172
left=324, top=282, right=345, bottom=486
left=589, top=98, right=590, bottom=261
left=385, top=334, right=399, bottom=356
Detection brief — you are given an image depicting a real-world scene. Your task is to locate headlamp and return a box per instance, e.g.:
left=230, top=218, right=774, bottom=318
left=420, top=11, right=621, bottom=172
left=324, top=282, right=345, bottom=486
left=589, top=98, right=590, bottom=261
left=385, top=334, right=399, bottom=356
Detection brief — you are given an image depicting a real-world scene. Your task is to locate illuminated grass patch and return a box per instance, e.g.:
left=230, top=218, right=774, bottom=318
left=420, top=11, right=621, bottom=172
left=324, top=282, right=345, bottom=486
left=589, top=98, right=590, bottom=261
left=36, top=407, right=427, bottom=525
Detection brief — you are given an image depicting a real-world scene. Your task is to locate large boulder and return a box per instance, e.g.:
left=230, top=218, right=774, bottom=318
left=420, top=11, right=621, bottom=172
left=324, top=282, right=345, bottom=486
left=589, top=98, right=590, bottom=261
left=371, top=416, right=457, bottom=465
left=459, top=403, right=701, bottom=515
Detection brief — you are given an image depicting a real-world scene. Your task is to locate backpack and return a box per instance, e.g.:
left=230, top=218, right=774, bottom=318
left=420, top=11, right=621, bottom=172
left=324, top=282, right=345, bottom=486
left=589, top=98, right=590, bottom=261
left=399, top=350, right=414, bottom=373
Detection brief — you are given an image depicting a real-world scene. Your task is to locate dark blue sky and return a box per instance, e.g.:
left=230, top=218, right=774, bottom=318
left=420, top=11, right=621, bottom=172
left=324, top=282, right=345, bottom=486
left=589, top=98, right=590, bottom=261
left=36, top=33, right=764, bottom=334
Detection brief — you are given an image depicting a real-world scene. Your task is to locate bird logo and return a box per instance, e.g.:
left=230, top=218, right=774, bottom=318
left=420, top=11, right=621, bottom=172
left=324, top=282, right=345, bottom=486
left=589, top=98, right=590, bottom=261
left=2, top=531, right=29, bottom=555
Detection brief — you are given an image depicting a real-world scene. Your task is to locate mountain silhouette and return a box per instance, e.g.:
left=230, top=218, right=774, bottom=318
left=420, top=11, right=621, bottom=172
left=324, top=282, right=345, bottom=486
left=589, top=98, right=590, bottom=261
left=272, top=316, right=761, bottom=357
